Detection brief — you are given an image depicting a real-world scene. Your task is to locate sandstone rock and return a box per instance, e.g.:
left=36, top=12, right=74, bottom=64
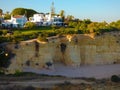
left=4, top=32, right=120, bottom=73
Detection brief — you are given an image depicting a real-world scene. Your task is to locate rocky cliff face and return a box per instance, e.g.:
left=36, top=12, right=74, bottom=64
left=5, top=32, right=120, bottom=73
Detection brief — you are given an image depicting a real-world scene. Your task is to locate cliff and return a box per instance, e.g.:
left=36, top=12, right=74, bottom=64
left=4, top=31, right=120, bottom=73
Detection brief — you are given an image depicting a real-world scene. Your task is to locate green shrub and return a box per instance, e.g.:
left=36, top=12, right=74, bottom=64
left=24, top=22, right=36, bottom=29
left=0, top=36, right=9, bottom=43
left=14, top=70, right=22, bottom=76
left=13, top=31, right=21, bottom=36
left=2, top=30, right=8, bottom=35
left=0, top=30, right=3, bottom=35
left=0, top=69, right=5, bottom=75
left=37, top=35, right=47, bottom=42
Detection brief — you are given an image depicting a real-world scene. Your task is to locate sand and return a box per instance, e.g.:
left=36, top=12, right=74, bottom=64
left=23, top=63, right=120, bottom=79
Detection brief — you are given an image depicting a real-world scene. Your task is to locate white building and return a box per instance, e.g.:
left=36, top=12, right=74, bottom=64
left=30, top=14, right=44, bottom=23
left=11, top=15, right=27, bottom=27
left=30, top=13, right=63, bottom=26
left=2, top=15, right=27, bottom=28
left=30, top=13, right=52, bottom=26
left=29, top=2, right=64, bottom=26
left=51, top=16, right=63, bottom=26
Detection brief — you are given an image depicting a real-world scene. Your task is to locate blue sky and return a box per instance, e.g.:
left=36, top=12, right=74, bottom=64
left=0, top=0, right=120, bottom=22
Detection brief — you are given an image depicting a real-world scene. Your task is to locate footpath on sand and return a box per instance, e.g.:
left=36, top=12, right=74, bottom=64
left=23, top=64, right=120, bottom=79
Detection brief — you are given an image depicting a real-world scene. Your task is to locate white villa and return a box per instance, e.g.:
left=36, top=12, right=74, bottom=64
left=29, top=2, right=64, bottom=26
left=30, top=13, right=63, bottom=26
left=2, top=13, right=63, bottom=28
left=2, top=15, right=27, bottom=28
left=30, top=13, right=51, bottom=26
left=11, top=15, right=27, bottom=27
left=52, top=15, right=63, bottom=26
left=1, top=2, right=64, bottom=28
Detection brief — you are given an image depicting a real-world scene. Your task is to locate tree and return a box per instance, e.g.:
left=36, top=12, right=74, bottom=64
left=79, top=23, right=88, bottom=33
left=26, top=8, right=38, bottom=18
left=11, top=8, right=25, bottom=15
left=66, top=15, right=74, bottom=21
left=87, top=22, right=98, bottom=33
left=0, top=9, right=3, bottom=16
left=59, top=10, right=65, bottom=21
left=110, top=20, right=120, bottom=30
left=83, top=19, right=92, bottom=24
left=24, top=22, right=36, bottom=29
left=4, top=11, right=11, bottom=20
left=11, top=8, right=37, bottom=18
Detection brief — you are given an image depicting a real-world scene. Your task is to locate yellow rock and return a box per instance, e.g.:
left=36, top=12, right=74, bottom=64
left=6, top=32, right=120, bottom=73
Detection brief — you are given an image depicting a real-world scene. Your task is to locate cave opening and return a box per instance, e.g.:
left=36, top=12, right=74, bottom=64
left=74, top=37, right=78, bottom=44
left=60, top=43, right=67, bottom=53
left=26, top=60, right=30, bottom=66
left=0, top=46, right=15, bottom=68
left=34, top=41, right=39, bottom=57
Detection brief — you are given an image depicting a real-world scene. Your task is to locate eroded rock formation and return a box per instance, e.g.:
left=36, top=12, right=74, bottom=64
left=4, top=32, right=120, bottom=73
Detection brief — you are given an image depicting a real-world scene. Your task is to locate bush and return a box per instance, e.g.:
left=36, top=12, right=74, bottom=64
left=13, top=31, right=21, bottom=36
left=24, top=22, right=36, bottom=29
left=111, top=75, right=120, bottom=82
left=37, top=35, right=47, bottom=42
left=0, top=69, right=5, bottom=75
left=0, top=36, right=9, bottom=43
left=0, top=29, right=8, bottom=35
left=14, top=70, right=22, bottom=76
left=0, top=30, right=3, bottom=35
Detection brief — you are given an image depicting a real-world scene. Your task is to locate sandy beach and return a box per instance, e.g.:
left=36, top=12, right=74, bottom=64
left=23, top=63, right=120, bottom=79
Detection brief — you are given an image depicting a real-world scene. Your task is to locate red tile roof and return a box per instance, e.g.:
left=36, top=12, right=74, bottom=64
left=13, top=15, right=23, bottom=18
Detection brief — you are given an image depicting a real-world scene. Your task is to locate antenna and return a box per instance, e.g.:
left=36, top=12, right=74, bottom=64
left=51, top=2, right=55, bottom=17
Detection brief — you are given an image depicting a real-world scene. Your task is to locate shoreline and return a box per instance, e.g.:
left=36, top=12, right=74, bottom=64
left=23, top=63, right=120, bottom=79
